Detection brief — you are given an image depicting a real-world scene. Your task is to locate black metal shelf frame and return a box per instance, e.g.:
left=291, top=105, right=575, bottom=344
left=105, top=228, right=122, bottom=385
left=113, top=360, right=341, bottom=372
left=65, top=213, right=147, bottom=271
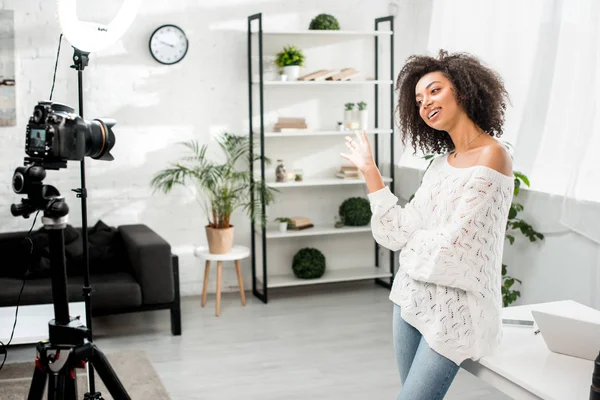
left=247, top=13, right=395, bottom=303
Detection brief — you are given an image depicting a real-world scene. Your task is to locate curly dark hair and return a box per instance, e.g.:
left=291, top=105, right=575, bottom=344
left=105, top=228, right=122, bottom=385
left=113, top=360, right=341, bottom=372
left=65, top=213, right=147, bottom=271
left=395, top=49, right=510, bottom=155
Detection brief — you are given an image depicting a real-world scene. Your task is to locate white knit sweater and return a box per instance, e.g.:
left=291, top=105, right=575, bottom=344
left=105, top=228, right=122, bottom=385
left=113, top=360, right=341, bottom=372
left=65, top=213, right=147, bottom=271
left=368, top=153, right=514, bottom=365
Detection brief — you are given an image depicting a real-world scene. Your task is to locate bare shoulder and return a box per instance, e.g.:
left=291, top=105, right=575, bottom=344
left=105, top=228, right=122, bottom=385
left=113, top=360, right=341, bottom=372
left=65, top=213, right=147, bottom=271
left=477, top=144, right=513, bottom=177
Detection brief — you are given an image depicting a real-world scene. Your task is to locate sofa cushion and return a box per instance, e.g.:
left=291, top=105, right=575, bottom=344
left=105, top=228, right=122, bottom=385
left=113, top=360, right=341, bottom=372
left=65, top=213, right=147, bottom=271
left=0, top=272, right=142, bottom=311
left=67, top=273, right=142, bottom=311
left=67, top=221, right=130, bottom=276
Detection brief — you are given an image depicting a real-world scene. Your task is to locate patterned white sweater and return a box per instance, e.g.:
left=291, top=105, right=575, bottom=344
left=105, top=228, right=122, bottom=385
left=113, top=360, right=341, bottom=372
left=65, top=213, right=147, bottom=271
left=368, top=153, right=514, bottom=365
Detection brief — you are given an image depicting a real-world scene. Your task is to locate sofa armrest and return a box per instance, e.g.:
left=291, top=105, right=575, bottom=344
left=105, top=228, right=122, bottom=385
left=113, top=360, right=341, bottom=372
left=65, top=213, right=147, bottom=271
left=118, top=224, right=174, bottom=305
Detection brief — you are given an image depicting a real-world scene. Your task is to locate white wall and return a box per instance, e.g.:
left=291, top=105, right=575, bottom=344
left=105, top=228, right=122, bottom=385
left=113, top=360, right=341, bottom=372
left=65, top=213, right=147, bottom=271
left=0, top=0, right=398, bottom=296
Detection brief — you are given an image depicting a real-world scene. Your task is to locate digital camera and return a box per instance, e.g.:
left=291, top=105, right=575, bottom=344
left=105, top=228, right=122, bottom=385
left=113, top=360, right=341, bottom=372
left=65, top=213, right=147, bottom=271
left=25, top=101, right=116, bottom=166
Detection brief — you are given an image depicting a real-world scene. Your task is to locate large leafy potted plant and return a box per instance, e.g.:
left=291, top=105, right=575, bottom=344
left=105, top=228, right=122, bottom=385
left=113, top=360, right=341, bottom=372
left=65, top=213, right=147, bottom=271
left=151, top=132, right=277, bottom=254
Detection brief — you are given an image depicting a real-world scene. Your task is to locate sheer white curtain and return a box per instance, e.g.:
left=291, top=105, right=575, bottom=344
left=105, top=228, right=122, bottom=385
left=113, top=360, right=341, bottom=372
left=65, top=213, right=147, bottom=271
left=400, top=0, right=600, bottom=243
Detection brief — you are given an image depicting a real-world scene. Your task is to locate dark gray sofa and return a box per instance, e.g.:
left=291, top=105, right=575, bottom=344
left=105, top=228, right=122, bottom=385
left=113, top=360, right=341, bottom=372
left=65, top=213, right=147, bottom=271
left=0, top=223, right=181, bottom=335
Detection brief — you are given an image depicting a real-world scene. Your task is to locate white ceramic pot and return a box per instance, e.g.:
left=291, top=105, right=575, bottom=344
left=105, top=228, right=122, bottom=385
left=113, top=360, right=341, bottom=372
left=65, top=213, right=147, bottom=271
left=279, top=222, right=288, bottom=233
left=283, top=65, right=300, bottom=81
left=344, top=109, right=356, bottom=128
left=359, top=110, right=368, bottom=130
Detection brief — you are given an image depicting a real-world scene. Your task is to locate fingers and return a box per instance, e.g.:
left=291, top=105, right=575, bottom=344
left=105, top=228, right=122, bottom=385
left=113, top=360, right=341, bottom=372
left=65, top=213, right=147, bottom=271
left=344, top=136, right=357, bottom=151
left=340, top=152, right=350, bottom=160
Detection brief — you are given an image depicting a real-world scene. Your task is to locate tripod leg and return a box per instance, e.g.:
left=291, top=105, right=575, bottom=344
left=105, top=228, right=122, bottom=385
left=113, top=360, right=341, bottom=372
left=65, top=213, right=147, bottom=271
left=27, top=363, right=48, bottom=400
left=64, top=369, right=79, bottom=400
left=88, top=344, right=131, bottom=400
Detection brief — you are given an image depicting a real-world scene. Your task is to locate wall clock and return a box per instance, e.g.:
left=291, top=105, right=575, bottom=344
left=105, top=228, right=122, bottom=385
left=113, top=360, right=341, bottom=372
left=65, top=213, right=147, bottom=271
left=149, top=24, right=188, bottom=65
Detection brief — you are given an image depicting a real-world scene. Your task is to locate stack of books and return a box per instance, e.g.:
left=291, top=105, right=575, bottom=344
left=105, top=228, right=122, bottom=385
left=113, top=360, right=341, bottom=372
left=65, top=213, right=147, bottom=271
left=297, top=68, right=361, bottom=81
left=273, top=117, right=308, bottom=133
left=288, top=217, right=314, bottom=230
left=336, top=166, right=360, bottom=179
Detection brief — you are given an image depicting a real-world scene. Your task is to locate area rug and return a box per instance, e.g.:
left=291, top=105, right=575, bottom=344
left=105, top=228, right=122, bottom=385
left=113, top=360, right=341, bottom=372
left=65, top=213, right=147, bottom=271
left=0, top=349, right=170, bottom=399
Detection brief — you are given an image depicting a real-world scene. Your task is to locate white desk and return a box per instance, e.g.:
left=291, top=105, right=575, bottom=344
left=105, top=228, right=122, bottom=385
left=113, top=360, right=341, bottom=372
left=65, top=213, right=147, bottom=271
left=462, top=300, right=598, bottom=400
left=0, top=302, right=86, bottom=345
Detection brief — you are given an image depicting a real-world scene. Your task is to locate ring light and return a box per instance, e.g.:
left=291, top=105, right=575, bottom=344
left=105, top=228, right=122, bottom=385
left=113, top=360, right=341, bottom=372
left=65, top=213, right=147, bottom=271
left=56, top=0, right=142, bottom=52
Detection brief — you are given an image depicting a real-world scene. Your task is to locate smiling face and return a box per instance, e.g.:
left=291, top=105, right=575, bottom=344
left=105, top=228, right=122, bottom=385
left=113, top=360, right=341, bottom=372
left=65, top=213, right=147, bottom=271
left=415, top=71, right=461, bottom=131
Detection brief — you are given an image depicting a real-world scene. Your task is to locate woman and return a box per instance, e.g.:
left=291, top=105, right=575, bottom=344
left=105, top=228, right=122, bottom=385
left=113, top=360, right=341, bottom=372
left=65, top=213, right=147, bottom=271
left=341, top=50, right=515, bottom=399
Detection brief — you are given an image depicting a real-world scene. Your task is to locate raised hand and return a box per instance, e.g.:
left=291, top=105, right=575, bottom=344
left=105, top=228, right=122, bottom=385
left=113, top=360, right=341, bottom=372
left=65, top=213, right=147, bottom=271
left=340, top=130, right=377, bottom=173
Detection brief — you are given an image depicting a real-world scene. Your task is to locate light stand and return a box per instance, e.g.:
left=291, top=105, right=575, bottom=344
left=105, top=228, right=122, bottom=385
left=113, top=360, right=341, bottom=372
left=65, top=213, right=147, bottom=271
left=70, top=47, right=100, bottom=399
left=10, top=163, right=130, bottom=400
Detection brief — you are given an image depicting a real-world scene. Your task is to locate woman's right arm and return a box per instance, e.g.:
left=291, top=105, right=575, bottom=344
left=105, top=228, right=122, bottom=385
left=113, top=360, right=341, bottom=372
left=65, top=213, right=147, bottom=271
left=367, top=184, right=425, bottom=252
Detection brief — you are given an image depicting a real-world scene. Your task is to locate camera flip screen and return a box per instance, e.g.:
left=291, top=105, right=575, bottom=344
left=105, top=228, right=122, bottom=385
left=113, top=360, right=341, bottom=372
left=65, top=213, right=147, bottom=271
left=29, top=128, right=46, bottom=152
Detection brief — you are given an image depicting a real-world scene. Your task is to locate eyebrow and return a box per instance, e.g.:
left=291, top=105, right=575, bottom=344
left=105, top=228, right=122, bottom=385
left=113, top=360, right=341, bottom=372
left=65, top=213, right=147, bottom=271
left=415, top=81, right=441, bottom=98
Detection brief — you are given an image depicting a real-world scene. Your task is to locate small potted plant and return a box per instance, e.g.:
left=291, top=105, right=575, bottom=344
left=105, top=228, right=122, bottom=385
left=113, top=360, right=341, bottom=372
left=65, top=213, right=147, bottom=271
left=274, top=217, right=291, bottom=232
left=344, top=102, right=356, bottom=129
left=294, top=169, right=304, bottom=182
left=275, top=45, right=305, bottom=81
left=357, top=101, right=368, bottom=130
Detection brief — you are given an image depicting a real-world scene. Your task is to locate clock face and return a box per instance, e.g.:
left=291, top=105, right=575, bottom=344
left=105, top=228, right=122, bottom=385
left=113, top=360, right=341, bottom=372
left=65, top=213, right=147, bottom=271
left=149, top=24, right=189, bottom=65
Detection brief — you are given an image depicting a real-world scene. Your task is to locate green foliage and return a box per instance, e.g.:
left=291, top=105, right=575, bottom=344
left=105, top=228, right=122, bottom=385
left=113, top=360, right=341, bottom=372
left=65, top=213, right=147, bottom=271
left=357, top=101, right=367, bottom=111
left=501, top=264, right=522, bottom=307
left=339, top=197, right=371, bottom=226
left=292, top=248, right=326, bottom=279
left=411, top=144, right=544, bottom=307
left=502, top=169, right=544, bottom=306
left=150, top=132, right=277, bottom=229
left=308, top=14, right=340, bottom=30
left=274, top=217, right=291, bottom=223
left=344, top=102, right=355, bottom=111
left=275, top=45, right=305, bottom=67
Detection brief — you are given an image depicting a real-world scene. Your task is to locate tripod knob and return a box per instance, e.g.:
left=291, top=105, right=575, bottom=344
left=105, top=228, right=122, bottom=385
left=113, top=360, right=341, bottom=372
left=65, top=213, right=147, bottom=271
left=47, top=198, right=69, bottom=218
left=10, top=202, right=35, bottom=218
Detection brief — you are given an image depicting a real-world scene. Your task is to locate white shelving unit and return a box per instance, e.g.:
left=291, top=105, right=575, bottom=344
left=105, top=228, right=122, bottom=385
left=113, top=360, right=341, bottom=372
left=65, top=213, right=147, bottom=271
left=265, top=224, right=372, bottom=239
left=258, top=267, right=392, bottom=289
left=263, top=129, right=393, bottom=138
left=247, top=13, right=396, bottom=303
left=253, top=80, right=394, bottom=86
left=264, top=176, right=393, bottom=188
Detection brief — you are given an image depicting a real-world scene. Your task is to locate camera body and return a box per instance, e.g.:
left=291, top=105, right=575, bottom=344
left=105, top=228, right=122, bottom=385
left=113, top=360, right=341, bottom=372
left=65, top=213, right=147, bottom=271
left=25, top=101, right=115, bottom=167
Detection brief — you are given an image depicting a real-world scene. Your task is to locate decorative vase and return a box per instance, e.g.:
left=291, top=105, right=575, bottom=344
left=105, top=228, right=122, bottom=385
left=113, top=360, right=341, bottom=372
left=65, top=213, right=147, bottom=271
left=205, top=225, right=234, bottom=254
left=283, top=65, right=300, bottom=81
left=344, top=109, right=355, bottom=128
left=359, top=109, right=368, bottom=130
left=279, top=222, right=288, bottom=233
left=275, top=159, right=287, bottom=182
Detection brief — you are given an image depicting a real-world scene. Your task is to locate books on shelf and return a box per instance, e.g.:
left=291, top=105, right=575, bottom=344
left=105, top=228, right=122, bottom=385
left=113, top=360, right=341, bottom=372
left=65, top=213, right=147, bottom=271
left=297, top=68, right=361, bottom=81
left=336, top=165, right=361, bottom=179
left=273, top=117, right=308, bottom=132
left=288, top=217, right=314, bottom=230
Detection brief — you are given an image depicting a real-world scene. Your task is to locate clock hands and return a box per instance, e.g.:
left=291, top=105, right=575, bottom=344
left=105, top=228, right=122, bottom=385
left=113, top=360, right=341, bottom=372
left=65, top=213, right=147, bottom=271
left=159, top=40, right=174, bottom=48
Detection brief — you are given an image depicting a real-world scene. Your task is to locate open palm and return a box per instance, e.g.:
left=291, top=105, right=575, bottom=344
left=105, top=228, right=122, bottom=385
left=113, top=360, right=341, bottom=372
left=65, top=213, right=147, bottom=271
left=340, top=131, right=376, bottom=172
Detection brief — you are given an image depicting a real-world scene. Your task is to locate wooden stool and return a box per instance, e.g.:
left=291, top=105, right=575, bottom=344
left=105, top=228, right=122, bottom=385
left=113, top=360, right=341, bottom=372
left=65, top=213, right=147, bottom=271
left=194, top=245, right=250, bottom=316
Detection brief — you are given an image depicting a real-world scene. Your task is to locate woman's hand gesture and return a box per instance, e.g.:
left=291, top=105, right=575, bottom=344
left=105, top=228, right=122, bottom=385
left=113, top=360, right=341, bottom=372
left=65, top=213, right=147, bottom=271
left=340, top=131, right=377, bottom=173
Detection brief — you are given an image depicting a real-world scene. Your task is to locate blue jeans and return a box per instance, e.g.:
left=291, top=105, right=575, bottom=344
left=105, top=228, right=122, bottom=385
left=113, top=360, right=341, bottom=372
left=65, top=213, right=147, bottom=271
left=393, top=304, right=460, bottom=399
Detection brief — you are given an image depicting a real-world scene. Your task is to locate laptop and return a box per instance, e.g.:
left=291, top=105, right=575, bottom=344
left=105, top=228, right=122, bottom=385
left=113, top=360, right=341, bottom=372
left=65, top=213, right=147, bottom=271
left=531, top=310, right=600, bottom=361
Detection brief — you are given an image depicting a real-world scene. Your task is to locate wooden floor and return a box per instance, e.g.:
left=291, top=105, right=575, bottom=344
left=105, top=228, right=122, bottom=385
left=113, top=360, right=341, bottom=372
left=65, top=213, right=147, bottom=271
left=6, top=282, right=512, bottom=399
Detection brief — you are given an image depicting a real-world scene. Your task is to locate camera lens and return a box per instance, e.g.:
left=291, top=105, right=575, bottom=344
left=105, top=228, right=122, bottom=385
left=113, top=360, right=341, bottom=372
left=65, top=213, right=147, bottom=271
left=12, top=170, right=25, bottom=194
left=85, top=119, right=116, bottom=161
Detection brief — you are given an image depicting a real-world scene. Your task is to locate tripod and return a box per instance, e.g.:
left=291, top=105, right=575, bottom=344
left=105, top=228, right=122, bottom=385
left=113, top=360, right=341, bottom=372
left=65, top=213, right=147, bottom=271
left=11, top=163, right=131, bottom=399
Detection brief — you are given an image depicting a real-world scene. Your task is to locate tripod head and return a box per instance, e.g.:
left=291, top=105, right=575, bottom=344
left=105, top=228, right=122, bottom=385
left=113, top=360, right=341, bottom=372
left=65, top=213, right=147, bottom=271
left=11, top=160, right=69, bottom=225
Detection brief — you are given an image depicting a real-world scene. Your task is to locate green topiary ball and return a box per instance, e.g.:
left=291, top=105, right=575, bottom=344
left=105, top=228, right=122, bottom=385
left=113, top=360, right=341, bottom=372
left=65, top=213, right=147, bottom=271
left=309, top=14, right=340, bottom=30
left=339, top=197, right=372, bottom=226
left=292, top=248, right=326, bottom=279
